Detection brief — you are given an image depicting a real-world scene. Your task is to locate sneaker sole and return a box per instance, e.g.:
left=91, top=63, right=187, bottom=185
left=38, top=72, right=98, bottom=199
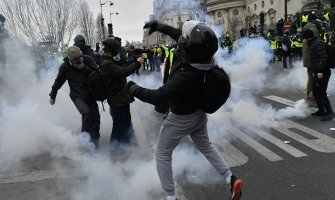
left=232, top=179, right=244, bottom=200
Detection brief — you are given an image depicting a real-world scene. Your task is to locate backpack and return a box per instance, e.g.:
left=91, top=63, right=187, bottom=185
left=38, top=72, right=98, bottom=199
left=326, top=45, right=335, bottom=69
left=87, top=67, right=108, bottom=102
left=282, top=44, right=288, bottom=52
left=195, top=65, right=231, bottom=114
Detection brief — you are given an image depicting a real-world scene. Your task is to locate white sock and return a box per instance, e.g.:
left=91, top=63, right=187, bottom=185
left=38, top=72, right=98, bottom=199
left=167, top=195, right=176, bottom=200
left=226, top=174, right=232, bottom=184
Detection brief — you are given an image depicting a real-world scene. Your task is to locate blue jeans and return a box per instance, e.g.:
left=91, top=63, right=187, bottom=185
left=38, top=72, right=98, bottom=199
left=109, top=104, right=135, bottom=144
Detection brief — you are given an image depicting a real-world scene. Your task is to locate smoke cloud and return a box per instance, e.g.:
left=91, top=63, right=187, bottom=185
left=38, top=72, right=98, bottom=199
left=0, top=13, right=314, bottom=200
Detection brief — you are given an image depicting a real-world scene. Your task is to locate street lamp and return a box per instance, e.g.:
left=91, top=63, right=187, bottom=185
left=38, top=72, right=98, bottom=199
left=110, top=12, right=119, bottom=23
left=99, top=0, right=114, bottom=40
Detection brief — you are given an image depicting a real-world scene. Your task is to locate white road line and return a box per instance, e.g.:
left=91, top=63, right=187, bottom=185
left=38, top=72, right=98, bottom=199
left=212, top=137, right=249, bottom=167
left=0, top=168, right=84, bottom=184
left=276, top=120, right=335, bottom=153
left=228, top=126, right=283, bottom=161
left=249, top=126, right=307, bottom=157
left=263, top=95, right=318, bottom=112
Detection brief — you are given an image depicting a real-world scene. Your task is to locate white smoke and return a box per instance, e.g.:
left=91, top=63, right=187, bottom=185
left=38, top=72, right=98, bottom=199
left=0, top=7, right=315, bottom=200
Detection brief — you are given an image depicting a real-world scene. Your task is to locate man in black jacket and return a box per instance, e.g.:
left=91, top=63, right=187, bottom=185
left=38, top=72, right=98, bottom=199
left=49, top=46, right=100, bottom=148
left=100, top=38, right=144, bottom=153
left=74, top=34, right=100, bottom=66
left=303, top=29, right=334, bottom=121
left=127, top=21, right=243, bottom=200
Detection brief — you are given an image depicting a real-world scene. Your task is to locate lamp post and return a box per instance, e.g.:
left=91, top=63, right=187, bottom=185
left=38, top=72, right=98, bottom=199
left=284, top=0, right=288, bottom=22
left=99, top=0, right=114, bottom=40
left=110, top=12, right=119, bottom=23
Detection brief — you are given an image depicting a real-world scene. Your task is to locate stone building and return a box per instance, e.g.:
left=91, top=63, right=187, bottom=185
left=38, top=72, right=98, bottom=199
left=143, top=0, right=206, bottom=47
left=206, top=0, right=303, bottom=37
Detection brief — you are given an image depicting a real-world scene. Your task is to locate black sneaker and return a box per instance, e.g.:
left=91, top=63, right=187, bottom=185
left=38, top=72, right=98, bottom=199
left=311, top=111, right=326, bottom=116
left=320, top=114, right=334, bottom=121
left=230, top=175, right=244, bottom=200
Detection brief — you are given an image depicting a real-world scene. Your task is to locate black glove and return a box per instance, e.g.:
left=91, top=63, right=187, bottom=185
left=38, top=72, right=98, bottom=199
left=144, top=20, right=159, bottom=35
left=126, top=81, right=139, bottom=95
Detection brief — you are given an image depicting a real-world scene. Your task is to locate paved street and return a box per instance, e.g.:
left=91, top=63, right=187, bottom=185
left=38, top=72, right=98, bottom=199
left=1, top=61, right=335, bottom=200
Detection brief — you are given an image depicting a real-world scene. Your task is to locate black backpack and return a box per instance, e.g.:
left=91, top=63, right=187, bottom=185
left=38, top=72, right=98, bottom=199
left=195, top=64, right=231, bottom=114
left=87, top=67, right=108, bottom=102
left=327, top=45, right=335, bottom=69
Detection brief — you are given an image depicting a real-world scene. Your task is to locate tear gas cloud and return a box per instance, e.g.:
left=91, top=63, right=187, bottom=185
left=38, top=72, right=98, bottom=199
left=0, top=12, right=314, bottom=200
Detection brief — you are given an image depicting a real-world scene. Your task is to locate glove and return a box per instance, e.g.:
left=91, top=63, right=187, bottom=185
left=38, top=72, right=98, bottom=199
left=126, top=81, right=138, bottom=95
left=49, top=97, right=55, bottom=105
left=143, top=20, right=158, bottom=35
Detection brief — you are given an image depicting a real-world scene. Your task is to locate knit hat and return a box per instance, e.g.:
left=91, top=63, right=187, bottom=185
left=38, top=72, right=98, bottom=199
left=102, top=38, right=121, bottom=55
left=66, top=46, right=82, bottom=61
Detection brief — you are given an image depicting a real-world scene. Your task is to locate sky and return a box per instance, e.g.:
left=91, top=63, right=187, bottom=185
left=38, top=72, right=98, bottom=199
left=87, top=0, right=154, bottom=43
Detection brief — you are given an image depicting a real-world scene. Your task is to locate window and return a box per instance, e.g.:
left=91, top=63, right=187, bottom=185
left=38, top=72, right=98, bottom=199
left=270, top=0, right=274, bottom=5
left=254, top=4, right=257, bottom=11
left=217, top=11, right=222, bottom=18
left=262, top=1, right=265, bottom=8
left=248, top=6, right=250, bottom=13
left=178, top=16, right=181, bottom=21
left=233, top=9, right=239, bottom=16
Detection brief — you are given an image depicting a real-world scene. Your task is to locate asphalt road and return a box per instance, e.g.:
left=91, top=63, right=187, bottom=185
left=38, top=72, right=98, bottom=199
left=1, top=62, right=335, bottom=200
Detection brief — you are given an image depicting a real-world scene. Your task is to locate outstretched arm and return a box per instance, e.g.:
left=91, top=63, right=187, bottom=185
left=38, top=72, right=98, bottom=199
left=144, top=21, right=182, bottom=41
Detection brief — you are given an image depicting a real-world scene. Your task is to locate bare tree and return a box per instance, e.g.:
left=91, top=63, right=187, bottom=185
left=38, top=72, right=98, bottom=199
left=77, top=0, right=95, bottom=46
left=0, top=0, right=80, bottom=52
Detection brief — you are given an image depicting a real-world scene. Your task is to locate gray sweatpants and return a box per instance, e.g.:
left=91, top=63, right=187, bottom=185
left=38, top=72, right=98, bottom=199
left=156, top=110, right=232, bottom=196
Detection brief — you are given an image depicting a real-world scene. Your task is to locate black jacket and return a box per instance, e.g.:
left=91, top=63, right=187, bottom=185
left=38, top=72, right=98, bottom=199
left=130, top=22, right=206, bottom=115
left=310, top=38, right=328, bottom=73
left=49, top=55, right=97, bottom=101
left=100, top=55, right=141, bottom=108
left=131, top=63, right=204, bottom=115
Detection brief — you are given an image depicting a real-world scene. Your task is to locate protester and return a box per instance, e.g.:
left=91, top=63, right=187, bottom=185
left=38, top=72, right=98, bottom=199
left=303, top=29, right=334, bottom=121
left=49, top=46, right=100, bottom=148
left=99, top=38, right=144, bottom=153
left=281, top=31, right=292, bottom=68
left=302, top=12, right=321, bottom=108
left=74, top=34, right=100, bottom=66
left=126, top=20, right=244, bottom=200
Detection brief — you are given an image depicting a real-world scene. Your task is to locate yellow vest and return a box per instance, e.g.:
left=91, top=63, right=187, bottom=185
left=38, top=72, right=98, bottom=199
left=324, top=13, right=330, bottom=21
left=302, top=15, right=308, bottom=23
left=295, top=39, right=303, bottom=48
left=270, top=40, right=277, bottom=50
left=168, top=48, right=175, bottom=75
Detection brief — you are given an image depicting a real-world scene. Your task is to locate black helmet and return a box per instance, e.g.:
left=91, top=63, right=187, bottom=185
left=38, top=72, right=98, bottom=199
left=0, top=14, right=5, bottom=23
left=178, top=21, right=218, bottom=63
left=74, top=34, right=85, bottom=46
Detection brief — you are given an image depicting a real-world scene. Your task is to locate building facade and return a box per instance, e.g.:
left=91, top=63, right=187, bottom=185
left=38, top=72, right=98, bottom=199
left=143, top=0, right=206, bottom=47
left=206, top=0, right=303, bottom=37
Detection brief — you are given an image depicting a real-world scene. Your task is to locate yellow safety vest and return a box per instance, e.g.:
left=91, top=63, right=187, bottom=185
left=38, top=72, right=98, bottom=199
left=302, top=15, right=308, bottom=23
left=270, top=40, right=277, bottom=50
left=295, top=39, right=303, bottom=48
left=142, top=52, right=148, bottom=59
left=324, top=13, right=330, bottom=21
left=168, top=48, right=175, bottom=75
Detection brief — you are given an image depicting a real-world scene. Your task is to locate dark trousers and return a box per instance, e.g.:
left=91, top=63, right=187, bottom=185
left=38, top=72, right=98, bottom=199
left=313, top=69, right=333, bottom=115
left=109, top=104, right=135, bottom=144
left=283, top=53, right=292, bottom=68
left=73, top=98, right=100, bottom=142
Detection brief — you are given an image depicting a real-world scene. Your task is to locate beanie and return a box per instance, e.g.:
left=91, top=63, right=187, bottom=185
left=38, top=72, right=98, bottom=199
left=66, top=46, right=82, bottom=61
left=102, top=39, right=121, bottom=55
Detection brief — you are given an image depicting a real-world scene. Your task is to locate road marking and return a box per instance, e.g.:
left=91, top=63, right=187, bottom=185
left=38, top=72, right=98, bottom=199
left=0, top=168, right=84, bottom=184
left=276, top=120, right=335, bottom=153
left=249, top=126, right=308, bottom=157
left=213, top=137, right=248, bottom=167
left=263, top=95, right=318, bottom=112
left=227, top=125, right=283, bottom=161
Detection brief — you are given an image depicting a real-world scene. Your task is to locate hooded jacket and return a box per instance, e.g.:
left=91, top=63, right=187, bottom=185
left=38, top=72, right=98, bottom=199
left=100, top=55, right=141, bottom=108
left=302, top=21, right=320, bottom=68
left=49, top=55, right=97, bottom=101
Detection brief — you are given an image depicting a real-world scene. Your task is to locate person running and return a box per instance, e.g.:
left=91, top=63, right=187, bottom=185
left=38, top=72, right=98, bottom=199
left=126, top=20, right=244, bottom=200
